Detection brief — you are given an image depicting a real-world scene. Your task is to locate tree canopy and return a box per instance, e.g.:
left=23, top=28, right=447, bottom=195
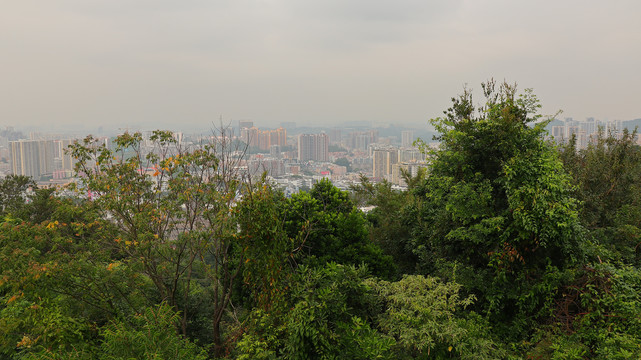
left=2, top=83, right=641, bottom=359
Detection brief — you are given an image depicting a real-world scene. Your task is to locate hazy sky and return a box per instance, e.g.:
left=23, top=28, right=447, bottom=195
left=2, top=1, right=640, bottom=132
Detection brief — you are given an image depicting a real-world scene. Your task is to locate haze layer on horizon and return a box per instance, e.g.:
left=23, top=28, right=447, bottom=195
left=2, top=1, right=640, bottom=132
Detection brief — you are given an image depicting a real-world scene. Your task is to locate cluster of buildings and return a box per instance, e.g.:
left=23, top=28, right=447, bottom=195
left=0, top=130, right=77, bottom=184
left=236, top=122, right=429, bottom=190
left=549, top=118, right=635, bottom=148
left=372, top=146, right=426, bottom=184
left=0, top=123, right=431, bottom=192
left=239, top=124, right=287, bottom=151
left=5, top=116, right=640, bottom=195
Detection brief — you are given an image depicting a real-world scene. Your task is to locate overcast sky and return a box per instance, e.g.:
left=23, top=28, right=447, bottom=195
left=2, top=1, right=640, bottom=132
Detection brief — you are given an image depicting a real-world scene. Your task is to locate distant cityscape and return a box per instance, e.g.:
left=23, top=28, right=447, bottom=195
left=549, top=117, right=641, bottom=148
left=1, top=116, right=639, bottom=193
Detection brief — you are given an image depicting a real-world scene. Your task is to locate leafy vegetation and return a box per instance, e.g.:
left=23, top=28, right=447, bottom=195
left=2, top=82, right=641, bottom=358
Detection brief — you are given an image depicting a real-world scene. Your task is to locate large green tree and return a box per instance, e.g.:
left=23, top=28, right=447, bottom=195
left=236, top=263, right=394, bottom=360
left=284, top=179, right=394, bottom=279
left=559, top=128, right=641, bottom=265
left=351, top=175, right=418, bottom=276
left=411, top=81, right=584, bottom=333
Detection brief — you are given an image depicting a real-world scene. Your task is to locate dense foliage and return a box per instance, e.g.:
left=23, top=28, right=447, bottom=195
left=2, top=82, right=641, bottom=359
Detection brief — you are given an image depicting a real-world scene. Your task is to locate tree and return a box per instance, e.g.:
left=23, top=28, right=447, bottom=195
left=351, top=175, right=417, bottom=276
left=411, top=81, right=584, bottom=333
left=237, top=179, right=297, bottom=310
left=98, top=303, right=208, bottom=360
left=559, top=128, right=641, bottom=265
left=69, top=128, right=252, bottom=357
left=527, top=263, right=641, bottom=359
left=0, top=174, right=36, bottom=220
left=0, top=198, right=146, bottom=358
left=559, top=128, right=641, bottom=229
left=237, top=263, right=394, bottom=360
left=369, top=275, right=503, bottom=359
left=284, top=179, right=395, bottom=278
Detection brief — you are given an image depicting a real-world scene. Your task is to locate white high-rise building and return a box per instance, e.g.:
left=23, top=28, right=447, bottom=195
left=372, top=148, right=399, bottom=179
left=57, top=139, right=76, bottom=172
left=298, top=133, right=329, bottom=162
left=10, top=140, right=55, bottom=180
left=401, top=130, right=415, bottom=147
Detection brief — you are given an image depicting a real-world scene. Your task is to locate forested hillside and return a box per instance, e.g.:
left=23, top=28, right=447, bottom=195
left=2, top=82, right=640, bottom=359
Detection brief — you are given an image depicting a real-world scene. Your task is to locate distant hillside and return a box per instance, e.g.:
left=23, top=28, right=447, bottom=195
left=623, top=118, right=641, bottom=131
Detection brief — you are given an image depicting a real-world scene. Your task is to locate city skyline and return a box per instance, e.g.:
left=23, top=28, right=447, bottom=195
left=1, top=115, right=635, bottom=189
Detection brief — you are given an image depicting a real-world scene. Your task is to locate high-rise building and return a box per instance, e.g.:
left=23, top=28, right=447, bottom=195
left=348, top=130, right=379, bottom=151
left=298, top=133, right=329, bottom=162
left=350, top=132, right=370, bottom=151
left=368, top=130, right=379, bottom=144
left=551, top=126, right=566, bottom=141
left=10, top=140, right=55, bottom=180
left=401, top=130, right=415, bottom=147
left=399, top=148, right=425, bottom=162
left=172, top=132, right=183, bottom=147
left=57, top=139, right=76, bottom=172
left=567, top=126, right=580, bottom=140
left=241, top=127, right=286, bottom=150
left=329, top=129, right=342, bottom=143
left=238, top=120, right=253, bottom=130
left=241, top=127, right=260, bottom=148
left=391, top=162, right=429, bottom=185
left=372, top=148, right=399, bottom=179
left=580, top=120, right=595, bottom=137
left=238, top=120, right=254, bottom=138
left=267, top=128, right=287, bottom=149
